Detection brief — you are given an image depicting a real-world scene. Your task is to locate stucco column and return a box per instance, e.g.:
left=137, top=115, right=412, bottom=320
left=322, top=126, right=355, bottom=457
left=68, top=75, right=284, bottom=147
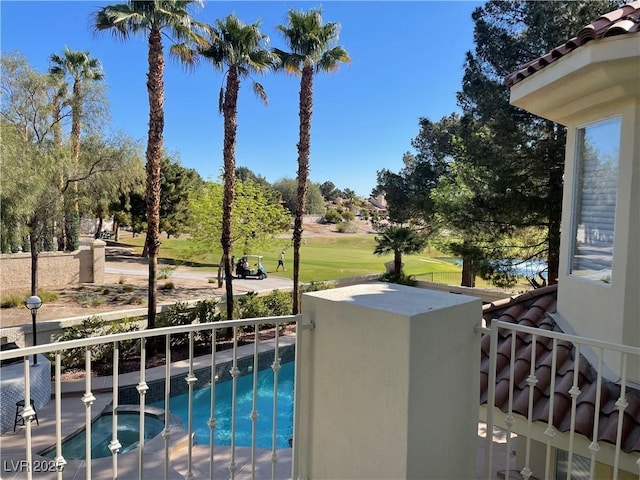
left=297, top=282, right=482, bottom=479
left=91, top=239, right=106, bottom=284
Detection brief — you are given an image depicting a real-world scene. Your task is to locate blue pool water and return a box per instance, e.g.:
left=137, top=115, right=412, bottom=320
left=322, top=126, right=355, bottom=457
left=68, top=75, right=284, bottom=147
left=41, top=413, right=164, bottom=460
left=150, top=362, right=294, bottom=449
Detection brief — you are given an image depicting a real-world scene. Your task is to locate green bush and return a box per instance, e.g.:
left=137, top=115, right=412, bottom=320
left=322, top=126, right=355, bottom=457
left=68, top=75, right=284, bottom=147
left=301, top=281, right=333, bottom=293
left=76, top=293, right=106, bottom=307
left=336, top=221, right=358, bottom=233
left=158, top=266, right=176, bottom=280
left=53, top=316, right=106, bottom=370
left=379, top=272, right=417, bottom=286
left=0, top=290, right=59, bottom=308
left=159, top=282, right=175, bottom=291
left=341, top=210, right=355, bottom=222
left=0, top=294, right=23, bottom=308
left=323, top=208, right=342, bottom=224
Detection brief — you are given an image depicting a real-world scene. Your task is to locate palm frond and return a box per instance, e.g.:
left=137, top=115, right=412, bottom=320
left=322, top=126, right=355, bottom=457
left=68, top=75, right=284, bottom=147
left=252, top=82, right=268, bottom=107
left=218, top=86, right=224, bottom=114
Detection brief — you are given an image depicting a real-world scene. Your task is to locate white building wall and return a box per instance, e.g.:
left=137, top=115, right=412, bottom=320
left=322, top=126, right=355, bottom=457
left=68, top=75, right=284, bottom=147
left=298, top=283, right=481, bottom=479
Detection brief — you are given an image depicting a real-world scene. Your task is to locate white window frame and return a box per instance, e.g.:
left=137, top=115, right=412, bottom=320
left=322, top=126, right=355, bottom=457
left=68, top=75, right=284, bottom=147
left=569, top=116, right=621, bottom=285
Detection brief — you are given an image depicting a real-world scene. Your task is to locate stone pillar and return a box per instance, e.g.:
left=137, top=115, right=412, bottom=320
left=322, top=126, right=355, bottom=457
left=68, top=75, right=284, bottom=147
left=91, top=239, right=106, bottom=284
left=298, top=282, right=481, bottom=479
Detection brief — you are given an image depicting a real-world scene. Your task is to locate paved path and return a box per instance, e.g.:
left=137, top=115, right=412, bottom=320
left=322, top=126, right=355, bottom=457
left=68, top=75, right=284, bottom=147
left=105, top=265, right=293, bottom=294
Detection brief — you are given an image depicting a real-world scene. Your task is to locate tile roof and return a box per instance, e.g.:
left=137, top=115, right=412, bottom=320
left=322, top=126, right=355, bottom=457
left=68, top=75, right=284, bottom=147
left=505, top=1, right=640, bottom=88
left=480, top=284, right=640, bottom=454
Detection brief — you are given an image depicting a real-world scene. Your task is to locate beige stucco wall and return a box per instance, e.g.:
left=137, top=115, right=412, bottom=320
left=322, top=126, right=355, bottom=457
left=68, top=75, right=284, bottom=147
left=0, top=240, right=106, bottom=294
left=298, top=283, right=481, bottom=479
left=510, top=33, right=640, bottom=381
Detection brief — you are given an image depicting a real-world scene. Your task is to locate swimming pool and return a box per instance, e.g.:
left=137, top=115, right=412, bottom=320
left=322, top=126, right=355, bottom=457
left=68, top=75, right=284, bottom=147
left=150, top=362, right=294, bottom=449
left=40, top=412, right=164, bottom=460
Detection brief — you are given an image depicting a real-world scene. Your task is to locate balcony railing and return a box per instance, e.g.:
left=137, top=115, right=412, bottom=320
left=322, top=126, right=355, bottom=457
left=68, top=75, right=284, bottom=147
left=480, top=320, right=640, bottom=479
left=0, top=315, right=302, bottom=480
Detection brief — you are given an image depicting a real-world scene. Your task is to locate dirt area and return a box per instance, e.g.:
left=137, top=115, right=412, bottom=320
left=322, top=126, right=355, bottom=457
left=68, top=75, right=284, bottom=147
left=0, top=220, right=375, bottom=328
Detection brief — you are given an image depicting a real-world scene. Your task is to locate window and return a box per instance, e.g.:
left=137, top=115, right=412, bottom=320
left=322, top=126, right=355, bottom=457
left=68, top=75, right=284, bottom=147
left=570, top=117, right=621, bottom=284
left=555, top=449, right=590, bottom=479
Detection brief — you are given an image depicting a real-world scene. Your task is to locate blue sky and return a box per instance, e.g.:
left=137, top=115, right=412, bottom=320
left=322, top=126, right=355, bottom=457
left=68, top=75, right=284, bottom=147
left=1, top=1, right=481, bottom=197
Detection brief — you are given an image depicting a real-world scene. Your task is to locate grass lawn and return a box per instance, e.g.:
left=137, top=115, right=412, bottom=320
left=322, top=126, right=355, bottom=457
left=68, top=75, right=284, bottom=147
left=115, top=234, right=461, bottom=284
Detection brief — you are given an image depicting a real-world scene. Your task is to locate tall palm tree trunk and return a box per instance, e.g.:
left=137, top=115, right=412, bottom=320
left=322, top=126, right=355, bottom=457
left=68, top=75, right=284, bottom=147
left=292, top=66, right=313, bottom=315
left=145, top=26, right=165, bottom=331
left=222, top=68, right=240, bottom=321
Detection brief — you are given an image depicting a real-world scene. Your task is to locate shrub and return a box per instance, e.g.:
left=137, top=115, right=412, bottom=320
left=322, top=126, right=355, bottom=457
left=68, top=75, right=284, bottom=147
left=379, top=272, right=417, bottom=286
left=128, top=296, right=143, bottom=305
left=158, top=265, right=176, bottom=280
left=159, top=282, right=175, bottom=291
left=53, top=316, right=106, bottom=370
left=323, top=208, right=342, bottom=224
left=76, top=293, right=106, bottom=307
left=336, top=221, right=358, bottom=233
left=118, top=275, right=126, bottom=285
left=341, top=210, right=355, bottom=222
left=0, top=294, right=23, bottom=308
left=302, top=281, right=333, bottom=293
left=121, top=284, right=135, bottom=293
left=38, top=290, right=59, bottom=302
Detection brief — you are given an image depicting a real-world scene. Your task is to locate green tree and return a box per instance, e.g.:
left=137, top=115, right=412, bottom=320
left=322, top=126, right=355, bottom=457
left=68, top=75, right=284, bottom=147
left=320, top=181, right=341, bottom=201
left=77, top=133, right=145, bottom=238
left=49, top=47, right=104, bottom=251
left=235, top=166, right=270, bottom=188
left=273, top=178, right=325, bottom=216
left=159, top=154, right=203, bottom=238
left=188, top=179, right=291, bottom=285
left=93, top=0, right=208, bottom=330
left=373, top=151, right=441, bottom=231
left=454, top=0, right=622, bottom=285
left=197, top=14, right=276, bottom=321
left=274, top=7, right=350, bottom=314
left=374, top=225, right=428, bottom=281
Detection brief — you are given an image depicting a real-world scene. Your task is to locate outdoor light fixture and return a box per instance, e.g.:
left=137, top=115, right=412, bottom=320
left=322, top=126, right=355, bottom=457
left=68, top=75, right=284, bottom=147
left=25, top=295, right=42, bottom=366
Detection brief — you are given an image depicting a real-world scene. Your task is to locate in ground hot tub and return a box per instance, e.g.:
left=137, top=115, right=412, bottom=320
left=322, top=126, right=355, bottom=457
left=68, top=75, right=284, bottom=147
left=40, top=409, right=165, bottom=460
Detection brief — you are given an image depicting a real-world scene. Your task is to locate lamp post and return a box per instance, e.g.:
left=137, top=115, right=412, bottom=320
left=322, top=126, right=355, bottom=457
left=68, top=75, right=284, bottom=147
left=25, top=295, right=42, bottom=366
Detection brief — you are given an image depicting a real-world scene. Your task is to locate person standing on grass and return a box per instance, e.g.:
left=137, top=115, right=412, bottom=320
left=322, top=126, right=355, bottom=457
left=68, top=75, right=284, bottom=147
left=277, top=251, right=286, bottom=271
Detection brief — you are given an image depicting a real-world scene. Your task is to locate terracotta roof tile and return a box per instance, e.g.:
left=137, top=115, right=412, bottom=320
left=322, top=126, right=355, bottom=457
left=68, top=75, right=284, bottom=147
left=505, top=1, right=640, bottom=87
left=480, top=284, right=640, bottom=454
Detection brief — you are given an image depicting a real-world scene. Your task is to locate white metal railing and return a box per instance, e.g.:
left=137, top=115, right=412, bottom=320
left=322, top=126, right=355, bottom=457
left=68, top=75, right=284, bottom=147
left=481, top=320, right=640, bottom=479
left=0, top=315, right=302, bottom=480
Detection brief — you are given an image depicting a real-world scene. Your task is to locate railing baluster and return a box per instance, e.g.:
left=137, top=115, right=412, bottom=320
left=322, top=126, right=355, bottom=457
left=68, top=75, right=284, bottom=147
left=229, top=326, right=240, bottom=479
left=612, top=353, right=628, bottom=480
left=186, top=331, right=197, bottom=479
left=521, top=335, right=538, bottom=480
left=544, top=338, right=558, bottom=479
left=567, top=343, right=581, bottom=480
left=109, top=341, right=122, bottom=479
left=163, top=334, right=172, bottom=480
left=291, top=316, right=302, bottom=480
left=505, top=330, right=516, bottom=475
left=588, top=347, right=604, bottom=478
left=23, top=356, right=33, bottom=480
left=250, top=324, right=260, bottom=479
left=484, top=322, right=499, bottom=478
left=209, top=328, right=217, bottom=480
left=83, top=347, right=96, bottom=480
left=137, top=337, right=149, bottom=480
left=54, top=352, right=66, bottom=479
left=271, top=323, right=281, bottom=480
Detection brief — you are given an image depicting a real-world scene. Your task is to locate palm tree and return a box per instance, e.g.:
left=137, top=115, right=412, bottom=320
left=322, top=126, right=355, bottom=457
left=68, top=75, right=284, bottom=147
left=274, top=8, right=350, bottom=314
left=197, top=14, right=276, bottom=321
left=49, top=48, right=103, bottom=251
left=93, top=0, right=207, bottom=330
left=374, top=225, right=428, bottom=281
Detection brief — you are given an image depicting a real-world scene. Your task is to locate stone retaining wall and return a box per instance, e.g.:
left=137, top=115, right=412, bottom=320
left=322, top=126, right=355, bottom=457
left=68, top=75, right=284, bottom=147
left=0, top=240, right=105, bottom=294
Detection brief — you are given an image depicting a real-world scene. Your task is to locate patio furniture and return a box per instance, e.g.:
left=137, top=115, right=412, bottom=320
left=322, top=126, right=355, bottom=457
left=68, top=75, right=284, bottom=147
left=14, top=399, right=39, bottom=432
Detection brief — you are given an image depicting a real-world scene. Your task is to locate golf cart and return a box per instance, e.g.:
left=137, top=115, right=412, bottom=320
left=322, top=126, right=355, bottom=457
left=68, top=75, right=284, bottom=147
left=235, top=255, right=268, bottom=280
